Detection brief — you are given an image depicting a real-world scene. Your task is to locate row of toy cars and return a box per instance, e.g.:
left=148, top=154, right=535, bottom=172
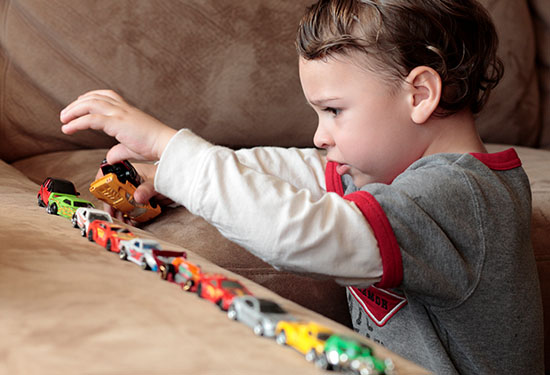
left=36, top=161, right=395, bottom=375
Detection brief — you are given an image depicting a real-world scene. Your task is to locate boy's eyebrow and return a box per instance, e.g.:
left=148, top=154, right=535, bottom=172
left=308, top=97, right=341, bottom=106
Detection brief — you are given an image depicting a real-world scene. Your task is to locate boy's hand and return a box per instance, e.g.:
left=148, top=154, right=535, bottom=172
left=60, top=90, right=177, bottom=163
left=132, top=163, right=174, bottom=207
left=93, top=162, right=174, bottom=223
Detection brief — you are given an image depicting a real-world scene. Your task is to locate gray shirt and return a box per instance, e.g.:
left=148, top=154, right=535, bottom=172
left=333, top=150, right=544, bottom=374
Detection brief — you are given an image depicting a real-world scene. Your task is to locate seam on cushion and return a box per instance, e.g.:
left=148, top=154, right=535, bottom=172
left=344, top=191, right=403, bottom=289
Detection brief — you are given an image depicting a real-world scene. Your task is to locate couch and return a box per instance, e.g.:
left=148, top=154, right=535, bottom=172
left=1, top=0, right=548, bottom=373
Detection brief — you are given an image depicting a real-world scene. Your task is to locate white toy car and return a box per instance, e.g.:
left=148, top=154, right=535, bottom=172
left=72, top=207, right=113, bottom=237
left=118, top=238, right=163, bottom=271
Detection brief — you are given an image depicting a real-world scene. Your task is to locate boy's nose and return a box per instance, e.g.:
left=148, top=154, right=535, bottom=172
left=313, top=123, right=333, bottom=149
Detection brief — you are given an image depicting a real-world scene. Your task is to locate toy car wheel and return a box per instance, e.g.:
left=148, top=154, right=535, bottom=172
left=305, top=349, right=318, bottom=363
left=196, top=283, right=203, bottom=298
left=216, top=299, right=225, bottom=311
left=37, top=195, right=45, bottom=207
left=182, top=280, right=194, bottom=292
left=71, top=214, right=78, bottom=228
left=140, top=259, right=149, bottom=271
left=227, top=305, right=238, bottom=320
left=87, top=230, right=94, bottom=242
left=47, top=203, right=58, bottom=215
left=253, top=323, right=264, bottom=336
left=159, top=264, right=174, bottom=280
left=276, top=330, right=287, bottom=346
left=80, top=227, right=86, bottom=237
left=119, top=248, right=128, bottom=260
left=314, top=354, right=331, bottom=370
left=106, top=239, right=112, bottom=252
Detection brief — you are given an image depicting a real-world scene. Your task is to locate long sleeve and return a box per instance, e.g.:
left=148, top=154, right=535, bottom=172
left=154, top=129, right=382, bottom=287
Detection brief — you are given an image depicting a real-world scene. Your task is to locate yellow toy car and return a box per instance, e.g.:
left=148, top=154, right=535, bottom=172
left=275, top=321, right=334, bottom=363
left=89, top=160, right=161, bottom=223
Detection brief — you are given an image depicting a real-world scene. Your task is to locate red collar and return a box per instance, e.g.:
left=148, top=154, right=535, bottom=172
left=470, top=148, right=521, bottom=170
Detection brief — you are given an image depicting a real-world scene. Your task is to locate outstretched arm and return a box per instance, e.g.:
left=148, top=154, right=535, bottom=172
left=156, top=130, right=383, bottom=286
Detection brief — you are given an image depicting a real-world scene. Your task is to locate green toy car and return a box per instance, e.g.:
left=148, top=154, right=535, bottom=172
left=319, top=335, right=394, bottom=375
left=46, top=193, right=94, bottom=219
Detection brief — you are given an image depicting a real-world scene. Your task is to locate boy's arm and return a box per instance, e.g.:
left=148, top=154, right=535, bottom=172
left=234, top=147, right=328, bottom=200
left=156, top=129, right=383, bottom=287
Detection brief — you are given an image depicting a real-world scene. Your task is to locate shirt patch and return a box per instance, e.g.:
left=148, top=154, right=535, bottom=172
left=348, top=286, right=407, bottom=327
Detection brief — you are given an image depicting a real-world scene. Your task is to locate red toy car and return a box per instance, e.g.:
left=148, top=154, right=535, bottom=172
left=86, top=220, right=136, bottom=253
left=159, top=256, right=202, bottom=292
left=196, top=274, right=253, bottom=311
left=37, top=177, right=79, bottom=207
left=151, top=250, right=188, bottom=274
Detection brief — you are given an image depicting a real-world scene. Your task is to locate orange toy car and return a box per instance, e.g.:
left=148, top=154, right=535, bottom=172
left=89, top=159, right=161, bottom=223
left=159, top=256, right=202, bottom=292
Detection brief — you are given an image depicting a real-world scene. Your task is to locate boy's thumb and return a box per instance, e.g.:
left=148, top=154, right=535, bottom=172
left=134, top=181, right=156, bottom=205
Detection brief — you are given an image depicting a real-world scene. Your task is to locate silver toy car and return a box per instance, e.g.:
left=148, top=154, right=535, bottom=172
left=227, top=296, right=296, bottom=337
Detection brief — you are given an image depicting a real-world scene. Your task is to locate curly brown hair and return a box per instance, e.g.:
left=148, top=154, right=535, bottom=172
left=296, top=0, right=504, bottom=115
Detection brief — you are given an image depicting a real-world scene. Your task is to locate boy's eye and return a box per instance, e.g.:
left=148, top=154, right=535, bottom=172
left=323, top=107, right=341, bottom=116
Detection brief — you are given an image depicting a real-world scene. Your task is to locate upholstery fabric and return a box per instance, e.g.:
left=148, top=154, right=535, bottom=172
left=529, top=0, right=550, bottom=147
left=1, top=0, right=548, bottom=163
left=2, top=159, right=430, bottom=374
left=1, top=0, right=549, bottom=372
left=12, top=149, right=352, bottom=326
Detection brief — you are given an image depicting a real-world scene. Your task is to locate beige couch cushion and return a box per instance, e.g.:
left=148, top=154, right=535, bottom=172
left=528, top=0, right=550, bottom=147
left=2, top=159, right=431, bottom=374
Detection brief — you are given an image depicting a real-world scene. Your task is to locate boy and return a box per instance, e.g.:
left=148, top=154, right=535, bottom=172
left=60, top=0, right=544, bottom=373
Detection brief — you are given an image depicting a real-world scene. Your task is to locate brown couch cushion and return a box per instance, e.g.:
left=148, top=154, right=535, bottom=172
left=4, top=158, right=433, bottom=374
left=0, top=0, right=543, bottom=163
left=528, top=0, right=550, bottom=147
left=477, top=0, right=541, bottom=146
left=0, top=0, right=317, bottom=163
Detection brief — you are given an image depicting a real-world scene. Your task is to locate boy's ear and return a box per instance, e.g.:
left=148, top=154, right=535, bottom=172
left=405, top=66, right=442, bottom=124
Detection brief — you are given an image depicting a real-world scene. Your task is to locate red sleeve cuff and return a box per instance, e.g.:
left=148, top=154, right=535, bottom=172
left=325, top=161, right=403, bottom=288
left=344, top=191, right=403, bottom=289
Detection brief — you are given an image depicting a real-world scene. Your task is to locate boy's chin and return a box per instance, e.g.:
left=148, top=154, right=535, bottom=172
left=349, top=171, right=372, bottom=188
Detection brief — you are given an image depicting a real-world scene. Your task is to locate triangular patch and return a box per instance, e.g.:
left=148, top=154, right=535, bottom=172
left=348, top=286, right=407, bottom=327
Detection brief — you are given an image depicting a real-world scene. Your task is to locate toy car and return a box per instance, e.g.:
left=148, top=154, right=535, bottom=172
left=89, top=159, right=161, bottom=223
left=159, top=256, right=202, bottom=292
left=72, top=207, right=113, bottom=236
left=37, top=177, right=94, bottom=218
left=196, top=274, right=252, bottom=311
left=118, top=238, right=163, bottom=271
left=38, top=177, right=79, bottom=207
left=227, top=296, right=296, bottom=337
left=275, top=321, right=333, bottom=363
left=321, top=335, right=394, bottom=375
left=86, top=220, right=135, bottom=252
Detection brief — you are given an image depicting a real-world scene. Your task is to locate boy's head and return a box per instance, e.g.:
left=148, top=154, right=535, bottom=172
left=296, top=0, right=503, bottom=116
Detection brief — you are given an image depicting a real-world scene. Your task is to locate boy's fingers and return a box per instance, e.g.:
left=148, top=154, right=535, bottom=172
left=60, top=97, right=116, bottom=124
left=134, top=181, right=156, bottom=205
left=60, top=113, right=110, bottom=135
left=106, top=144, right=145, bottom=165
left=95, top=167, right=104, bottom=181
left=79, top=90, right=125, bottom=103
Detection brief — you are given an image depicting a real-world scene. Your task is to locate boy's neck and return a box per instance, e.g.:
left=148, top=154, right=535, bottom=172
left=422, top=109, right=487, bottom=157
